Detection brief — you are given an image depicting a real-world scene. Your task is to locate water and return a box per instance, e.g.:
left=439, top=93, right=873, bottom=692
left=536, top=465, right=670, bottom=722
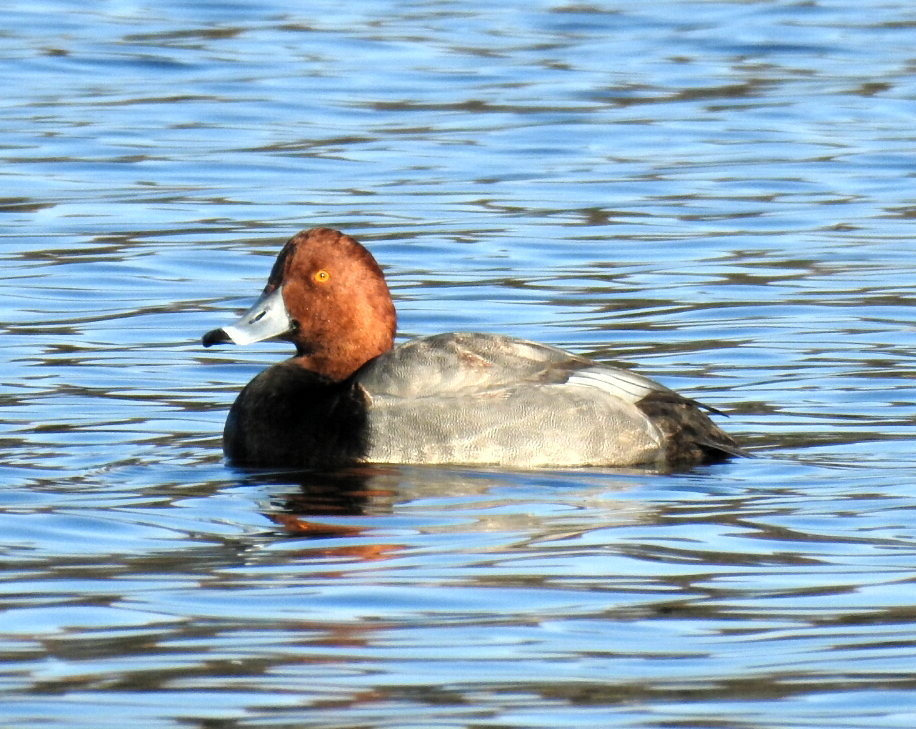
left=2, top=0, right=916, bottom=726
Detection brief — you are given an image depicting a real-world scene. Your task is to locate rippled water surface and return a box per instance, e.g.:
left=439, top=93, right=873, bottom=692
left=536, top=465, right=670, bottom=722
left=3, top=1, right=916, bottom=726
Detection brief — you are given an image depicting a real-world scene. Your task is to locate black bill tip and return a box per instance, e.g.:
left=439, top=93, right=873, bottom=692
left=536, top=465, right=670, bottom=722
left=202, top=327, right=232, bottom=347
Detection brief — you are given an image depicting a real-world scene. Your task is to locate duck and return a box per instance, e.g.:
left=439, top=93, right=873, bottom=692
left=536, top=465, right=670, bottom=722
left=202, top=227, right=744, bottom=469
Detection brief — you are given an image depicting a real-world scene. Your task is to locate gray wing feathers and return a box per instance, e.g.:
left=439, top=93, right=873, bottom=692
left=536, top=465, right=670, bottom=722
left=358, top=333, right=667, bottom=467
left=365, top=382, right=664, bottom=467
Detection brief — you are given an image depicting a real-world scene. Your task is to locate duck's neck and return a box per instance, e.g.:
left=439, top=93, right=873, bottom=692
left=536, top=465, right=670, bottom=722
left=293, top=320, right=395, bottom=382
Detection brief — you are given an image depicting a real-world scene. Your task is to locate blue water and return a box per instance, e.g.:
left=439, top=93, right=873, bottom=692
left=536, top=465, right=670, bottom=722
left=2, top=1, right=916, bottom=727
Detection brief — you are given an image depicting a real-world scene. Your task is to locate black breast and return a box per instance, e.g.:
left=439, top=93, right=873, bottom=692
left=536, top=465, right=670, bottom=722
left=223, top=360, right=371, bottom=469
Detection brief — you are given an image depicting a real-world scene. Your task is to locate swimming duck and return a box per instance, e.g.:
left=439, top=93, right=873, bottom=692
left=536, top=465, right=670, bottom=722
left=203, top=227, right=743, bottom=469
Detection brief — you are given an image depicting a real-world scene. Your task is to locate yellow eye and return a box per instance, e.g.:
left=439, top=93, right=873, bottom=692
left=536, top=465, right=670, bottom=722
left=313, top=269, right=330, bottom=283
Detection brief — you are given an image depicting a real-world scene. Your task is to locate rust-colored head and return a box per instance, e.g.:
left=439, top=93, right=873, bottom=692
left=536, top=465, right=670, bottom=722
left=203, top=228, right=397, bottom=381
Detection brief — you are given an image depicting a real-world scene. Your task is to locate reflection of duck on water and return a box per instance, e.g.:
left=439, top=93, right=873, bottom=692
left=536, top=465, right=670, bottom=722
left=252, top=466, right=656, bottom=563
